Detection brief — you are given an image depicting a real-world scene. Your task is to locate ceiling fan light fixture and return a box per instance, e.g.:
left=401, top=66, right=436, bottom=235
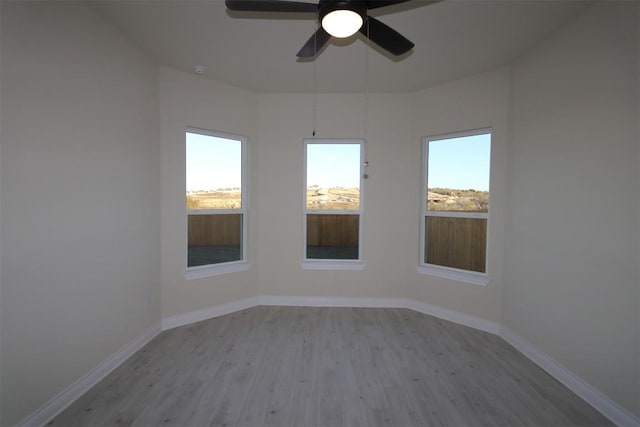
left=321, top=9, right=363, bottom=38
left=226, top=0, right=421, bottom=58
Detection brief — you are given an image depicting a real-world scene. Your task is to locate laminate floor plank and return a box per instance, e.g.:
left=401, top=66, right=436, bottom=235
left=261, top=308, right=311, bottom=427
left=50, top=306, right=613, bottom=427
left=234, top=307, right=297, bottom=427
left=375, top=310, right=468, bottom=427
left=346, top=309, right=398, bottom=427
left=200, top=306, right=283, bottom=427
left=356, top=309, right=427, bottom=427
left=308, top=308, right=348, bottom=427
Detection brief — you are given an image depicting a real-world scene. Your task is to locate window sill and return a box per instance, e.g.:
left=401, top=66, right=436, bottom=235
left=185, top=261, right=250, bottom=280
left=417, top=264, right=489, bottom=286
left=301, top=260, right=365, bottom=271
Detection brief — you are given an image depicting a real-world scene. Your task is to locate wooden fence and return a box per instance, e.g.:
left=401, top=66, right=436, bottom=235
left=307, top=214, right=359, bottom=247
left=187, top=213, right=485, bottom=272
left=425, top=216, right=486, bottom=272
left=188, top=214, right=242, bottom=246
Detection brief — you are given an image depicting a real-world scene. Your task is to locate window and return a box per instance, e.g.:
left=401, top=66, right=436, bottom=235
left=419, top=130, right=491, bottom=285
left=186, top=128, right=248, bottom=277
left=303, top=139, right=364, bottom=269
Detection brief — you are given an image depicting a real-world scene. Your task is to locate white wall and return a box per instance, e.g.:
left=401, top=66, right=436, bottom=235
left=503, top=1, right=639, bottom=417
left=406, top=68, right=510, bottom=322
left=256, top=92, right=419, bottom=299
left=0, top=2, right=161, bottom=425
left=0, top=1, right=4, bottom=423
left=159, top=67, right=259, bottom=319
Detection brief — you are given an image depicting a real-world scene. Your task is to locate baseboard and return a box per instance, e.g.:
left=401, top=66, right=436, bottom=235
left=257, top=295, right=501, bottom=335
left=405, top=299, right=502, bottom=335
left=161, top=296, right=259, bottom=330
left=258, top=295, right=407, bottom=308
left=500, top=326, right=640, bottom=427
left=17, top=322, right=161, bottom=427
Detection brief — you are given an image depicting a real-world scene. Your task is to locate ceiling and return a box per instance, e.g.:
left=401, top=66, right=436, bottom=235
left=91, top=0, right=591, bottom=93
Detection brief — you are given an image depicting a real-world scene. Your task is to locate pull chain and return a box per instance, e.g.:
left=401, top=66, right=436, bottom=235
left=312, top=20, right=318, bottom=137
left=363, top=19, right=370, bottom=179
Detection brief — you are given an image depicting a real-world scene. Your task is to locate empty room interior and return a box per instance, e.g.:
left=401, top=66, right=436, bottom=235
left=1, top=0, right=639, bottom=425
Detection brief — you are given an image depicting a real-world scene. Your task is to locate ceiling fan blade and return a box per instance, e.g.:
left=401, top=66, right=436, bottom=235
left=360, top=16, right=414, bottom=56
left=366, top=0, right=442, bottom=9
left=297, top=27, right=331, bottom=57
left=225, top=0, right=317, bottom=13
left=365, top=0, right=411, bottom=10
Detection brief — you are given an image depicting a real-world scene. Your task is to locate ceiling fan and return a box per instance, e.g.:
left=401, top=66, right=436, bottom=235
left=225, top=0, right=440, bottom=58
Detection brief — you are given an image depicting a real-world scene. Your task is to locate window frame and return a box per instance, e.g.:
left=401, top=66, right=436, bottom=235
left=185, top=127, right=249, bottom=279
left=418, top=128, right=491, bottom=286
left=302, top=138, right=365, bottom=270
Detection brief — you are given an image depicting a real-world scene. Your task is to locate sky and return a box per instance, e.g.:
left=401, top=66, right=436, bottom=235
left=306, top=143, right=361, bottom=188
left=186, top=132, right=489, bottom=192
left=187, top=134, right=362, bottom=191
left=186, top=132, right=241, bottom=191
left=427, top=133, right=491, bottom=191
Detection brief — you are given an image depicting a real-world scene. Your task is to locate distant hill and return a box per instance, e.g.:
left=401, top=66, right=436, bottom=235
left=306, top=187, right=359, bottom=210
left=428, top=188, right=488, bottom=212
left=186, top=189, right=241, bottom=209
left=185, top=186, right=487, bottom=212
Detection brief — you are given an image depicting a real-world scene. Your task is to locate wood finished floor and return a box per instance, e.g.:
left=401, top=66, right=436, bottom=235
left=50, top=306, right=612, bottom=427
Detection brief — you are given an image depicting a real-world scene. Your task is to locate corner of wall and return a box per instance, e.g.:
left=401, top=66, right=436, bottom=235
left=636, top=1, right=640, bottom=419
left=503, top=0, right=640, bottom=418
left=0, top=0, right=4, bottom=422
left=1, top=2, right=163, bottom=424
